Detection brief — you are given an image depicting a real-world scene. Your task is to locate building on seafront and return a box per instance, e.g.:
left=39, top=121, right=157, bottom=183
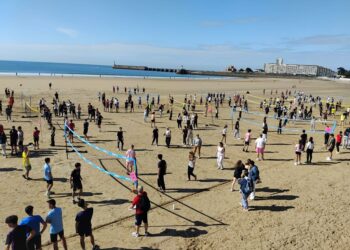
left=264, top=58, right=336, bottom=77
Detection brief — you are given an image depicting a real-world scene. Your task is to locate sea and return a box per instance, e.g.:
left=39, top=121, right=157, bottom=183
left=0, top=60, right=227, bottom=79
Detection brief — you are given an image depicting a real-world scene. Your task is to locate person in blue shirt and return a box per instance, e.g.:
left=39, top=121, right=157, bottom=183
left=43, top=158, right=54, bottom=198
left=246, top=159, right=261, bottom=200
left=5, top=215, right=35, bottom=250
left=238, top=171, right=251, bottom=212
left=19, top=205, right=47, bottom=250
left=45, top=199, right=67, bottom=250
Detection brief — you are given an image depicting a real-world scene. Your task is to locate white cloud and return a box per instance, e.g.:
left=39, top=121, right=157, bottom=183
left=56, top=27, right=78, bottom=38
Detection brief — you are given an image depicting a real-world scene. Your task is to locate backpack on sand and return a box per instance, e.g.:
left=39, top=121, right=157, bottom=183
left=139, top=194, right=151, bottom=212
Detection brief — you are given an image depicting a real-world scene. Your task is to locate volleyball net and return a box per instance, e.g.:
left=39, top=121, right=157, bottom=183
left=64, top=123, right=138, bottom=187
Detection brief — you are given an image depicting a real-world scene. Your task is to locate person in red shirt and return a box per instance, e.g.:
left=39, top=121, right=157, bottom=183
left=129, top=186, right=150, bottom=237
left=336, top=131, right=343, bottom=153
left=33, top=127, right=40, bottom=150
left=68, top=120, right=75, bottom=142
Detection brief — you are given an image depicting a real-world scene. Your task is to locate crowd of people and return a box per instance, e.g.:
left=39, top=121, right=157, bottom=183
left=1, top=83, right=350, bottom=249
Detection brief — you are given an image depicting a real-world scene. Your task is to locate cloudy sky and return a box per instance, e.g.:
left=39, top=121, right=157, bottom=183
left=0, top=0, right=349, bottom=70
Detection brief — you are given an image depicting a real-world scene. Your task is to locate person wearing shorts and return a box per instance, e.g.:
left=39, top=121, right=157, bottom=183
left=33, top=127, right=40, bottom=150
left=255, top=134, right=266, bottom=161
left=243, top=129, right=251, bottom=152
left=130, top=186, right=149, bottom=237
left=46, top=199, right=67, bottom=250
left=22, top=147, right=32, bottom=180
left=44, top=158, right=54, bottom=198
left=75, top=199, right=99, bottom=250
left=70, top=163, right=83, bottom=204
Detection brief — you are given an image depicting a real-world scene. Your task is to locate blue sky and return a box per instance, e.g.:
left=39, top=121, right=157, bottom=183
left=0, top=0, right=349, bottom=70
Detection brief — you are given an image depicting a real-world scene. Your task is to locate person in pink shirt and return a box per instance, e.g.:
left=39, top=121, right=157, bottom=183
left=243, top=129, right=252, bottom=152
left=125, top=145, right=136, bottom=173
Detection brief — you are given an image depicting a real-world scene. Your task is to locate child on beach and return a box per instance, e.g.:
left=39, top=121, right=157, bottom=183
left=294, top=140, right=302, bottom=165
left=221, top=125, right=228, bottom=144
left=187, top=151, right=197, bottom=181
left=243, top=129, right=251, bottom=152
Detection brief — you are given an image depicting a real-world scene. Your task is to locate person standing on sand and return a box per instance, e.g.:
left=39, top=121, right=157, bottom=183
left=231, top=160, right=245, bottom=191
left=33, top=127, right=40, bottom=150
left=157, top=154, right=167, bottom=192
left=97, top=112, right=103, bottom=132
left=243, top=129, right=251, bottom=152
left=19, top=205, right=47, bottom=250
left=117, top=127, right=124, bottom=151
left=17, top=126, right=24, bottom=154
left=164, top=128, right=171, bottom=148
left=83, top=119, right=89, bottom=140
left=70, top=163, right=83, bottom=204
left=221, top=125, right=228, bottom=144
left=300, top=130, right=307, bottom=152
left=150, top=112, right=156, bottom=128
left=238, top=171, right=251, bottom=212
left=177, top=113, right=182, bottom=129
left=305, top=137, right=314, bottom=164
left=152, top=126, right=159, bottom=146
left=327, top=134, right=336, bottom=161
left=46, top=199, right=68, bottom=250
left=49, top=126, right=56, bottom=146
left=193, top=134, right=202, bottom=158
left=44, top=158, right=54, bottom=198
left=246, top=159, right=260, bottom=200
left=75, top=199, right=99, bottom=250
left=9, top=126, right=18, bottom=156
left=335, top=131, right=342, bottom=154
left=188, top=151, right=197, bottom=181
left=217, top=142, right=225, bottom=170
left=130, top=186, right=150, bottom=238
left=233, top=118, right=240, bottom=139
left=255, top=134, right=266, bottom=161
left=22, top=147, right=31, bottom=180
left=126, top=145, right=136, bottom=173
left=5, top=215, right=35, bottom=250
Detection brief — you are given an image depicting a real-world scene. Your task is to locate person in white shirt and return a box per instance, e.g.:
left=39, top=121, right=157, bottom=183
left=187, top=151, right=197, bottom=181
left=164, top=128, right=171, bottom=148
left=217, top=142, right=225, bottom=170
left=305, top=137, right=315, bottom=164
left=221, top=125, right=228, bottom=144
left=255, top=134, right=266, bottom=161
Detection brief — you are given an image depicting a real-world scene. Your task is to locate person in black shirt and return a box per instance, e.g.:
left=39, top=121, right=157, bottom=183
left=117, top=127, right=124, bottom=150
left=50, top=126, right=56, bottom=147
left=231, top=160, right=246, bottom=191
left=83, top=119, right=89, bottom=140
left=157, top=154, right=167, bottom=193
left=76, top=199, right=99, bottom=250
left=9, top=126, right=18, bottom=156
left=300, top=130, right=307, bottom=151
left=152, top=127, right=159, bottom=146
left=70, top=163, right=83, bottom=204
left=5, top=215, right=35, bottom=250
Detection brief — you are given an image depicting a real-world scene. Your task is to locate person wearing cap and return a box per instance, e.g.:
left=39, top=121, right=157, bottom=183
left=19, top=205, right=47, bottom=250
left=129, top=186, right=150, bottom=237
left=45, top=199, right=67, bottom=250
left=5, top=215, right=35, bottom=250
left=75, top=199, right=99, bottom=250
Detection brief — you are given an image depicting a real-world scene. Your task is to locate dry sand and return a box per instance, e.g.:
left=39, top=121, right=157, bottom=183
left=0, top=76, right=349, bottom=250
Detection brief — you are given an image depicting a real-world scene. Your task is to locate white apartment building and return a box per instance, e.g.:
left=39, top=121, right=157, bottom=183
left=264, top=58, right=336, bottom=77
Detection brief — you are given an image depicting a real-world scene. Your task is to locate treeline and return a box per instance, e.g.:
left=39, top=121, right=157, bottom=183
left=337, top=67, right=350, bottom=78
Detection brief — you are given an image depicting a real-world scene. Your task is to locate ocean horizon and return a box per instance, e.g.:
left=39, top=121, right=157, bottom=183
left=0, top=60, right=229, bottom=79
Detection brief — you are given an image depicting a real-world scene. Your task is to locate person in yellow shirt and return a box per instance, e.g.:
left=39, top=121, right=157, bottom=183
left=22, top=147, right=32, bottom=180
left=340, top=113, right=345, bottom=129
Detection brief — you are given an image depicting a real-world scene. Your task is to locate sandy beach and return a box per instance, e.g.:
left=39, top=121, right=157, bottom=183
left=0, top=75, right=349, bottom=250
